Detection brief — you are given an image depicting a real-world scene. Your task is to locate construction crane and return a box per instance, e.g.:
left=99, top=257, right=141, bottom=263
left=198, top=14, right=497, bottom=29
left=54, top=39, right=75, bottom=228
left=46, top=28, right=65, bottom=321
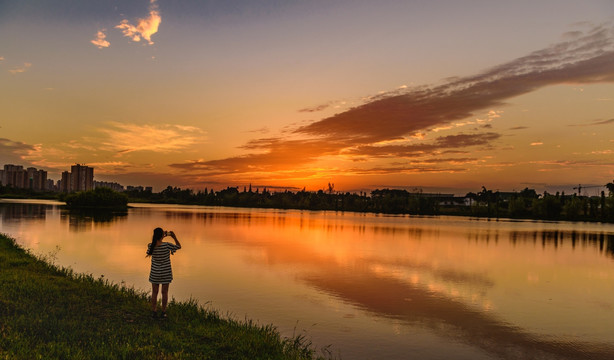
left=572, top=184, right=605, bottom=196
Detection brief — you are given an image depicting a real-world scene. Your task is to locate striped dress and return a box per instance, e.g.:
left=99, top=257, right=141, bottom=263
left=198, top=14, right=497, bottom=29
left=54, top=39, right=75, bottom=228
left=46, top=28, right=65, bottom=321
left=148, top=242, right=181, bottom=284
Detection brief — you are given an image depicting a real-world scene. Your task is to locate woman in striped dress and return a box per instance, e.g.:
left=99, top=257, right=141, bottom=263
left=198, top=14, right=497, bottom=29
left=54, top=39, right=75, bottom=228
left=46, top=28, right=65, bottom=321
left=146, top=227, right=181, bottom=318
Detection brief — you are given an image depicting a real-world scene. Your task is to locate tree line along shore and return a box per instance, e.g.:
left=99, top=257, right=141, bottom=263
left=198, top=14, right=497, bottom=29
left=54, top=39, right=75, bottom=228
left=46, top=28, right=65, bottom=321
left=2, top=182, right=614, bottom=223
left=0, top=234, right=329, bottom=359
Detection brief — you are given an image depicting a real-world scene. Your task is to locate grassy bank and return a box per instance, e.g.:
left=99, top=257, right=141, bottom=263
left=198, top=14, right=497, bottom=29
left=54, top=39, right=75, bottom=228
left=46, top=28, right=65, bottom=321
left=0, top=234, right=328, bottom=359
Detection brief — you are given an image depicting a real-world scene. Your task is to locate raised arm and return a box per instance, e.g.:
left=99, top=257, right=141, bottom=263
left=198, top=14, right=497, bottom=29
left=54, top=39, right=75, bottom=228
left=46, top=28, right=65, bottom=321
left=168, top=231, right=181, bottom=249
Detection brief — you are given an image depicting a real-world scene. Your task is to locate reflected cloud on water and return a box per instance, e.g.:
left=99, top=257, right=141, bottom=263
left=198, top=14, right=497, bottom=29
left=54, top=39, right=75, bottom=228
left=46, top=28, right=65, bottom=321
left=299, top=257, right=614, bottom=360
left=233, top=218, right=614, bottom=359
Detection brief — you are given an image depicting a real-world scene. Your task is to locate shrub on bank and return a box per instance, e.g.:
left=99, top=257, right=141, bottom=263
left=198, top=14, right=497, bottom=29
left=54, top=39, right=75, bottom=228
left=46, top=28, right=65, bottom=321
left=64, top=187, right=128, bottom=210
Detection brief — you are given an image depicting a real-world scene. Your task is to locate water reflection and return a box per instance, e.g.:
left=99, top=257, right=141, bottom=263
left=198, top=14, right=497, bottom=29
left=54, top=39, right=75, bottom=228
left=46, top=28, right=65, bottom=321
left=0, top=200, right=128, bottom=233
left=2, top=201, right=614, bottom=360
left=61, top=209, right=127, bottom=233
left=298, top=252, right=614, bottom=360
left=0, top=201, right=49, bottom=223
left=505, top=230, right=614, bottom=258
left=215, top=215, right=614, bottom=359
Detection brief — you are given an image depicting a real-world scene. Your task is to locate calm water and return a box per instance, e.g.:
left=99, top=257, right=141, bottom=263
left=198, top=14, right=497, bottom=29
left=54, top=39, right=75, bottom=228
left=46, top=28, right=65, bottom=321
left=2, top=199, right=614, bottom=360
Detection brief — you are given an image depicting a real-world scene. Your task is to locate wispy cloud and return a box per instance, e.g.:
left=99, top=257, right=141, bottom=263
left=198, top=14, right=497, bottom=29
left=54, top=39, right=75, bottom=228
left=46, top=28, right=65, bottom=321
left=98, top=122, right=205, bottom=155
left=9, top=62, right=32, bottom=74
left=345, top=164, right=467, bottom=176
left=530, top=159, right=614, bottom=167
left=0, top=56, right=4, bottom=61
left=86, top=161, right=136, bottom=174
left=91, top=29, right=110, bottom=49
left=172, top=23, right=614, bottom=180
left=591, top=150, right=613, bottom=155
left=569, top=118, right=614, bottom=126
left=115, top=0, right=161, bottom=45
left=344, top=133, right=501, bottom=158
left=0, top=138, right=37, bottom=164
left=298, top=103, right=331, bottom=113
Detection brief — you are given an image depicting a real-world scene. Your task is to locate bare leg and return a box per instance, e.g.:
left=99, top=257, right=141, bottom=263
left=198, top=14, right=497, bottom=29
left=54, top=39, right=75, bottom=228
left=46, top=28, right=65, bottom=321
left=161, top=283, right=170, bottom=312
left=151, top=283, right=159, bottom=311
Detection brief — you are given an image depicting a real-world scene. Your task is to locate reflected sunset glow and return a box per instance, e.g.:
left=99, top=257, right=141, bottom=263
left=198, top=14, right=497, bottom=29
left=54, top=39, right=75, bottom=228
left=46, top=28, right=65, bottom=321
left=2, top=200, right=614, bottom=359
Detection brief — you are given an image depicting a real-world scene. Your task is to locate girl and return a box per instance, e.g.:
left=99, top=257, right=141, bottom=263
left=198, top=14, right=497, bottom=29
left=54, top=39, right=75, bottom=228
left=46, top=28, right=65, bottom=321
left=146, top=227, right=181, bottom=318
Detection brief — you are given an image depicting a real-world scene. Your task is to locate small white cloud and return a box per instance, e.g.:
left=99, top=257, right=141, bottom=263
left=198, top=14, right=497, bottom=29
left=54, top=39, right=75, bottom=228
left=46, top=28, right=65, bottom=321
left=9, top=62, right=32, bottom=74
left=115, top=0, right=161, bottom=45
left=91, top=30, right=110, bottom=49
left=487, top=110, right=503, bottom=119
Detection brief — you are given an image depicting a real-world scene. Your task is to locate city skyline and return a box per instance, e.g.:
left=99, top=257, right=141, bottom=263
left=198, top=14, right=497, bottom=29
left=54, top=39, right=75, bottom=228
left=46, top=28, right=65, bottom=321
left=1, top=1, right=614, bottom=195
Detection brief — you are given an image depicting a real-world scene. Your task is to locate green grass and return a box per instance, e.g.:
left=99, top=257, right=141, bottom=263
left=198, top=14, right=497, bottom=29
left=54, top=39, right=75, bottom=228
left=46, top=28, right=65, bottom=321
left=0, top=234, right=331, bottom=360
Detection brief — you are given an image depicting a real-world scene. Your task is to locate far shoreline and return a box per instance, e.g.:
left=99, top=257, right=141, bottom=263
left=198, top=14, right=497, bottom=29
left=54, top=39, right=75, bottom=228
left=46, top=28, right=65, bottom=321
left=2, top=194, right=614, bottom=226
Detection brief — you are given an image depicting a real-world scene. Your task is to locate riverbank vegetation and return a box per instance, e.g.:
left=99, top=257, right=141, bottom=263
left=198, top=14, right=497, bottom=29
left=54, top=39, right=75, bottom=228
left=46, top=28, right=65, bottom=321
left=125, top=183, right=614, bottom=222
left=2, top=181, right=614, bottom=222
left=0, top=234, right=328, bottom=359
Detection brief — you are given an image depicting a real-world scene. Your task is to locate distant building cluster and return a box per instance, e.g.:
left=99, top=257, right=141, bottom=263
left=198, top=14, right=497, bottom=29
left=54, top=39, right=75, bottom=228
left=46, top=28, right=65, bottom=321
left=94, top=180, right=124, bottom=192
left=126, top=185, right=153, bottom=192
left=0, top=164, right=48, bottom=191
left=0, top=163, right=151, bottom=193
left=91, top=181, right=153, bottom=193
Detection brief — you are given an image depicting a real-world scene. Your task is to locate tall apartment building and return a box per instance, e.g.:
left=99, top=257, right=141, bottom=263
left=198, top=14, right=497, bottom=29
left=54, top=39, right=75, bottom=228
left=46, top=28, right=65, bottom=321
left=58, top=164, right=94, bottom=192
left=70, top=164, right=94, bottom=192
left=60, top=171, right=71, bottom=192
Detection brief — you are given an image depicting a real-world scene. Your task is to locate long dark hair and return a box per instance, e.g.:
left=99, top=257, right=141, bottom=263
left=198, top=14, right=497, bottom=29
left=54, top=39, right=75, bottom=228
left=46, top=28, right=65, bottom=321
left=146, top=227, right=165, bottom=256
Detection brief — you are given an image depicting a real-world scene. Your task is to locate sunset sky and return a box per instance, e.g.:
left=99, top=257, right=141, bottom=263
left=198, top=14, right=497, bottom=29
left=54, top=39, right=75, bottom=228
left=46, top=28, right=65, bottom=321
left=1, top=0, right=613, bottom=195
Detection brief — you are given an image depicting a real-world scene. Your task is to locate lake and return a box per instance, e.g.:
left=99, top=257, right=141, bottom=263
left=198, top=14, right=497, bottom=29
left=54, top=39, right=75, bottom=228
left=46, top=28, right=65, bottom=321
left=2, top=199, right=614, bottom=360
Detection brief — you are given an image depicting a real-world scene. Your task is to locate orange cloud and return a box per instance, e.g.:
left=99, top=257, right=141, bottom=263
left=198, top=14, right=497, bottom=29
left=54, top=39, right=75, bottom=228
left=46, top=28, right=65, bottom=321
left=345, top=133, right=501, bottom=158
left=115, top=0, right=161, bottom=45
left=91, top=30, right=110, bottom=49
left=170, top=138, right=343, bottom=175
left=98, top=122, right=205, bottom=155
